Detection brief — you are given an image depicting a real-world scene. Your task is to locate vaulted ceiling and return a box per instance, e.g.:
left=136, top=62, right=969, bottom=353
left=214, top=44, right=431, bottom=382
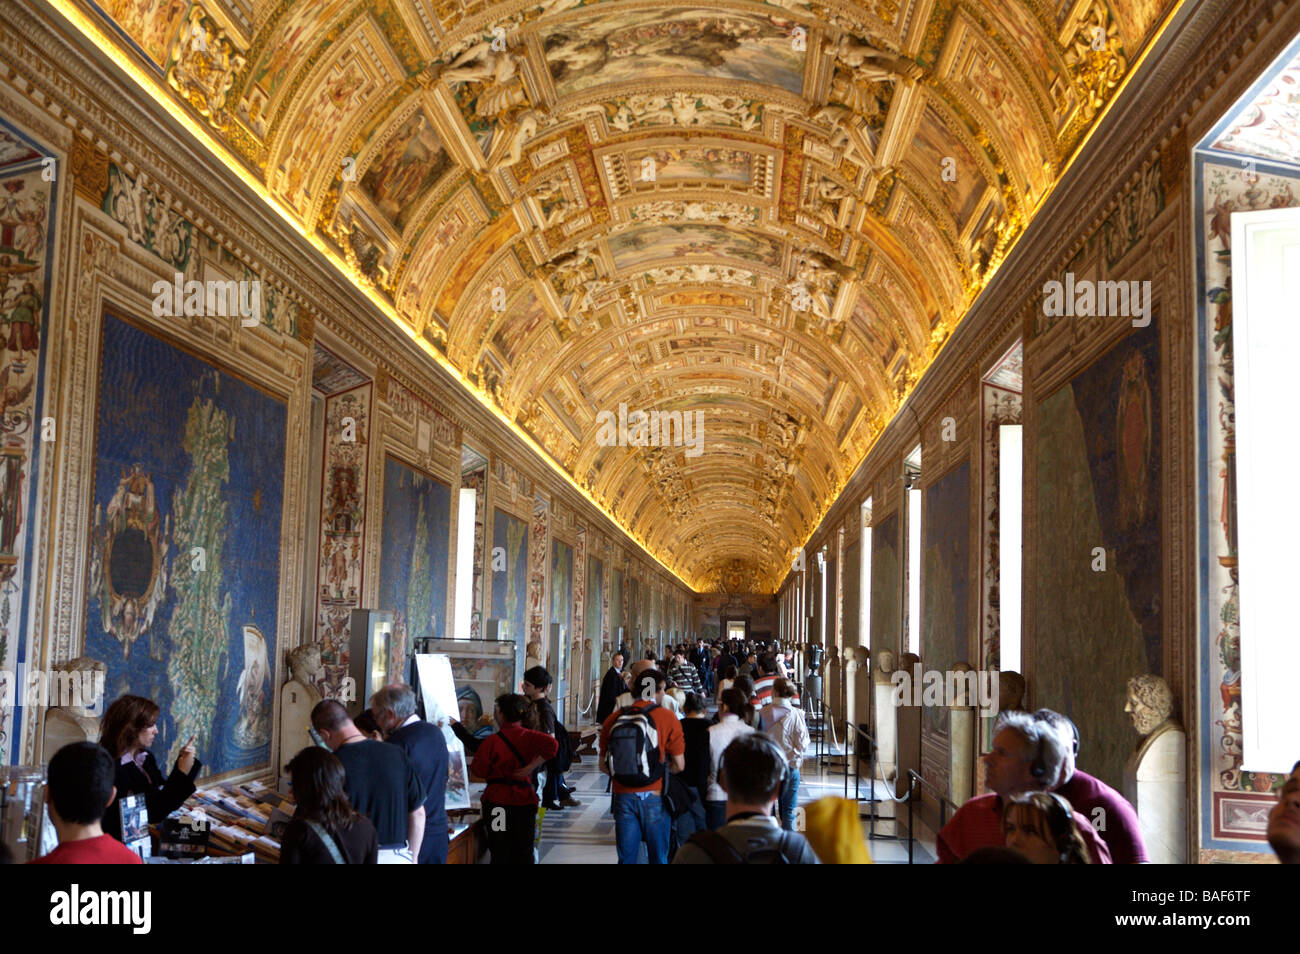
left=76, top=0, right=1178, bottom=592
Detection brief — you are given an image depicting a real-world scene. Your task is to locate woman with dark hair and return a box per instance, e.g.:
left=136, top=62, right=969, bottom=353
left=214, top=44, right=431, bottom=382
left=98, top=695, right=201, bottom=842
left=703, top=688, right=754, bottom=830
left=1002, top=792, right=1092, bottom=864
left=352, top=709, right=385, bottom=741
left=469, top=693, right=557, bottom=863
left=280, top=747, right=378, bottom=864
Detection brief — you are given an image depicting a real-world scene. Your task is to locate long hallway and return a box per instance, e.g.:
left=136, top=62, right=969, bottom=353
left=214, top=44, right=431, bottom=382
left=2, top=0, right=1299, bottom=889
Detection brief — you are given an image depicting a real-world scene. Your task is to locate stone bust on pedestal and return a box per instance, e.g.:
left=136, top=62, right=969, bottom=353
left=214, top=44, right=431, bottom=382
left=1123, top=674, right=1186, bottom=863
left=281, top=643, right=324, bottom=764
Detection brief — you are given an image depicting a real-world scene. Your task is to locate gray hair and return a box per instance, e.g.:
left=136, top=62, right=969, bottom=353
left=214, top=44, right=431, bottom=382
left=994, top=710, right=1066, bottom=790
left=371, top=683, right=417, bottom=723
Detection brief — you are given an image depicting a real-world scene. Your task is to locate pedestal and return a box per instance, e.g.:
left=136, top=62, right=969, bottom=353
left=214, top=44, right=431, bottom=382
left=1123, top=725, right=1186, bottom=864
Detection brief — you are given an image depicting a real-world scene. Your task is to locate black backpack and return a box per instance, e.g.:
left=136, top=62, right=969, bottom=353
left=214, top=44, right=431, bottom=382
left=686, top=829, right=800, bottom=864
left=604, top=703, right=664, bottom=788
left=550, top=714, right=574, bottom=774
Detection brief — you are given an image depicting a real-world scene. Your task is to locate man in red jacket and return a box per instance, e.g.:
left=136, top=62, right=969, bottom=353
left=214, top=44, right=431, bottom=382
left=31, top=742, right=143, bottom=864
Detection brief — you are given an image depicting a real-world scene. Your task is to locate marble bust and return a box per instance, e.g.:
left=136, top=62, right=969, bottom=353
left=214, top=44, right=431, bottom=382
left=1125, top=673, right=1175, bottom=738
left=1123, top=673, right=1185, bottom=863
left=42, top=656, right=108, bottom=756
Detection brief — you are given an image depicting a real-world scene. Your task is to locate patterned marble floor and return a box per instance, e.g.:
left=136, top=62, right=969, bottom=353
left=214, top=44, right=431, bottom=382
left=535, top=734, right=935, bottom=864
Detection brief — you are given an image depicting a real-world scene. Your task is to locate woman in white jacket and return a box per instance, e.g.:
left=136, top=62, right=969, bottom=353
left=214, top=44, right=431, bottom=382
left=758, top=678, right=810, bottom=831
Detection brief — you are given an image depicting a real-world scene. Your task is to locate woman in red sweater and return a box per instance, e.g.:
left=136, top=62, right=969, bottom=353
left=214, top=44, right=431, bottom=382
left=470, top=694, right=557, bottom=864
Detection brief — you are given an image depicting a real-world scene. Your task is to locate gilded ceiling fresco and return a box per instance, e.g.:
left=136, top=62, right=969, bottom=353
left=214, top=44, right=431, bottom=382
left=77, top=0, right=1179, bottom=591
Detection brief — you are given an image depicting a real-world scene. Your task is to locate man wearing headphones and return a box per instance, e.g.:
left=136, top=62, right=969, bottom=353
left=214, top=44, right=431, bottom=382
left=672, top=733, right=820, bottom=864
left=936, top=711, right=1112, bottom=863
left=1035, top=708, right=1148, bottom=863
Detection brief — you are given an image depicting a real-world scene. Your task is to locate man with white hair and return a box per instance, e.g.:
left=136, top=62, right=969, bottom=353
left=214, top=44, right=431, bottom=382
left=936, top=711, right=1111, bottom=863
left=372, top=683, right=447, bottom=864
left=1035, top=708, right=1147, bottom=863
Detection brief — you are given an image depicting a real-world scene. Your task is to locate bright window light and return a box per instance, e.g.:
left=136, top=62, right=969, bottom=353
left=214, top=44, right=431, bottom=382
left=999, top=424, right=1023, bottom=673
left=1232, top=207, right=1300, bottom=772
left=454, top=487, right=476, bottom=640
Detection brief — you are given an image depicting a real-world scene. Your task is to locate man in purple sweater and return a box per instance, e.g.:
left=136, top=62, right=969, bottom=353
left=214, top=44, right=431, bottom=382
left=1036, top=708, right=1149, bottom=864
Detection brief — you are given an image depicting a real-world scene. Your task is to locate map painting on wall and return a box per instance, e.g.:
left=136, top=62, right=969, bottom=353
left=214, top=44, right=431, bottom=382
left=86, top=313, right=286, bottom=776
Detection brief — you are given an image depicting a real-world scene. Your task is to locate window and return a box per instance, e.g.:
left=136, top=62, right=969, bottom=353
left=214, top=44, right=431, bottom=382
left=999, top=424, right=1023, bottom=673
left=904, top=446, right=921, bottom=656
left=1232, top=206, right=1300, bottom=771
left=453, top=487, right=476, bottom=639
left=861, top=498, right=872, bottom=648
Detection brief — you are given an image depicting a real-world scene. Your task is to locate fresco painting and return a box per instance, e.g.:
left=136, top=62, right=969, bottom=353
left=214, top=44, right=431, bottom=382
left=871, top=511, right=900, bottom=655
left=360, top=109, right=451, bottom=234
left=87, top=313, right=286, bottom=776
left=542, top=8, right=806, bottom=97
left=378, top=456, right=450, bottom=674
left=609, top=224, right=782, bottom=272
left=1034, top=321, right=1160, bottom=791
left=491, top=508, right=528, bottom=647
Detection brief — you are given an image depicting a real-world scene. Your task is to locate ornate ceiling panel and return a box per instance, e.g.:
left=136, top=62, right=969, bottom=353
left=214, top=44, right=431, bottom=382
left=73, top=0, right=1181, bottom=591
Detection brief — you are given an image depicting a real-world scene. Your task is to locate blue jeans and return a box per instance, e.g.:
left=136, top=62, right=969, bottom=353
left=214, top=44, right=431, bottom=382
left=671, top=786, right=707, bottom=859
left=705, top=799, right=728, bottom=831
left=612, top=791, right=671, bottom=864
left=778, top=767, right=801, bottom=831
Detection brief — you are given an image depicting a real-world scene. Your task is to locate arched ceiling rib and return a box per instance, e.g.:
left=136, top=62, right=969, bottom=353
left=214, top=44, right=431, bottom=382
left=82, top=0, right=1179, bottom=591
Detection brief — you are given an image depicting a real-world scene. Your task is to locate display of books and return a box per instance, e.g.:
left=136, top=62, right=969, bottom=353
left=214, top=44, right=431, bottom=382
left=181, top=779, right=291, bottom=862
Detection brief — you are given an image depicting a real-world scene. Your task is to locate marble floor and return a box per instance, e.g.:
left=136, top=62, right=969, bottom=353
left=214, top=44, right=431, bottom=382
left=535, top=735, right=935, bottom=864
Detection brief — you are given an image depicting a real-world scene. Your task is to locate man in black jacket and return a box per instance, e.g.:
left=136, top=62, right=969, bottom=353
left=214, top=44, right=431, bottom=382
left=522, top=666, right=580, bottom=810
left=596, top=651, right=626, bottom=723
left=372, top=683, right=448, bottom=864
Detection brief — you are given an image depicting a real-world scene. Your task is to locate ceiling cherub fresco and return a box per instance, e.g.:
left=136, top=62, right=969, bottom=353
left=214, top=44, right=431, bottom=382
left=82, top=0, right=1180, bottom=590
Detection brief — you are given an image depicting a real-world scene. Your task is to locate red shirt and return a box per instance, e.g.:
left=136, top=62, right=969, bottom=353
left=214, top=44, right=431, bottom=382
left=936, top=793, right=1112, bottom=864
left=599, top=700, right=685, bottom=795
left=470, top=723, right=557, bottom=807
left=30, top=833, right=144, bottom=865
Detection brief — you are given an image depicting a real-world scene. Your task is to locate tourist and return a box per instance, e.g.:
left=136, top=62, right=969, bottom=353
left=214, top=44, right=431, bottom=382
left=1002, top=791, right=1092, bottom=864
left=759, top=678, right=809, bottom=831
left=936, top=711, right=1111, bottom=863
left=600, top=669, right=685, bottom=864
left=1268, top=760, right=1300, bottom=864
left=1035, top=708, right=1147, bottom=863
left=471, top=694, right=557, bottom=864
left=597, top=651, right=626, bottom=723
left=30, top=742, right=143, bottom=864
left=715, top=663, right=738, bottom=708
left=521, top=666, right=580, bottom=811
left=98, top=694, right=201, bottom=842
left=372, top=683, right=449, bottom=864
left=673, top=734, right=820, bottom=864
left=704, top=688, right=755, bottom=830
left=311, top=700, right=425, bottom=864
left=669, top=650, right=703, bottom=696
left=280, top=746, right=378, bottom=864
left=752, top=653, right=779, bottom=708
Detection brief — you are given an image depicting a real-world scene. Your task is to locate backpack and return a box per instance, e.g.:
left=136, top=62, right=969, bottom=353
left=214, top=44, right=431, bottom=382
left=604, top=703, right=664, bottom=788
left=686, top=828, right=800, bottom=864
left=550, top=714, right=574, bottom=774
